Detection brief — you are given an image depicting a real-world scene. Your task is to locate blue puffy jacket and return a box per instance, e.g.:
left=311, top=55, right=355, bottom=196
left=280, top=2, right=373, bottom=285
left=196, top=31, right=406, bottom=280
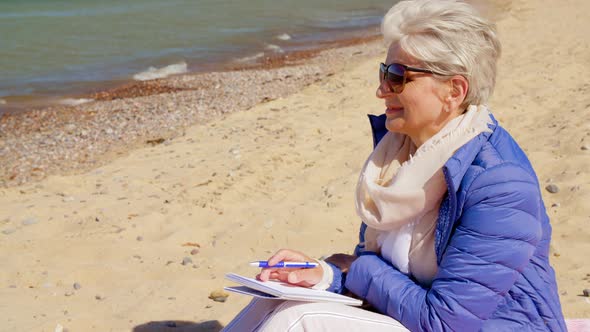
left=326, top=113, right=566, bottom=331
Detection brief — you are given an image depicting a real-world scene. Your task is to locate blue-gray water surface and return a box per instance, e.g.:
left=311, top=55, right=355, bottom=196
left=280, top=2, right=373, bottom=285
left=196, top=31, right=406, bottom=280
left=0, top=0, right=395, bottom=104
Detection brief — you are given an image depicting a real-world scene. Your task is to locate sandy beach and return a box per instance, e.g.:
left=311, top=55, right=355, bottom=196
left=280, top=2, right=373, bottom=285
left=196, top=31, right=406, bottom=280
left=1, top=0, right=589, bottom=330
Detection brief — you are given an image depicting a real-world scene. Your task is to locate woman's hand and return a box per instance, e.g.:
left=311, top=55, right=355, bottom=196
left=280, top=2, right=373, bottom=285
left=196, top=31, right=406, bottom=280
left=257, top=249, right=323, bottom=288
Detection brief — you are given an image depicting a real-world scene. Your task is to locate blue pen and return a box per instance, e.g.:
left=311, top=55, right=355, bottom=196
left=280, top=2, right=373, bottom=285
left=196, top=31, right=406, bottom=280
left=249, top=261, right=318, bottom=268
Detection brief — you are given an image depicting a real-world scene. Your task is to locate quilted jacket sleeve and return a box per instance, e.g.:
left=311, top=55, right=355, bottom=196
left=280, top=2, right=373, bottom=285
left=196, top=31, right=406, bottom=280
left=345, top=164, right=543, bottom=332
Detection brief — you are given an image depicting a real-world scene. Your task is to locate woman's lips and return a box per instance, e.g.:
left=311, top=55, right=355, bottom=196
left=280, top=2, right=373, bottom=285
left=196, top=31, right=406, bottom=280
left=385, top=107, right=403, bottom=115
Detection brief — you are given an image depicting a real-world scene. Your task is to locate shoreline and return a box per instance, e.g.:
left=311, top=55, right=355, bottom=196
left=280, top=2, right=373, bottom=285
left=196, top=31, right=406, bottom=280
left=0, top=27, right=382, bottom=116
left=0, top=32, right=384, bottom=188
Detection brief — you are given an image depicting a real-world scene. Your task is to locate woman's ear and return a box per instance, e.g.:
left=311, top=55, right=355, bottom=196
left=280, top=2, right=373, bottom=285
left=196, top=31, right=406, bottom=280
left=447, top=75, right=469, bottom=112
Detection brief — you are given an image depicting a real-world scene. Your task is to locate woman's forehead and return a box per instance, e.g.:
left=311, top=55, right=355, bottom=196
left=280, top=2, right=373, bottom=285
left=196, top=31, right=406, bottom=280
left=385, top=42, right=420, bottom=66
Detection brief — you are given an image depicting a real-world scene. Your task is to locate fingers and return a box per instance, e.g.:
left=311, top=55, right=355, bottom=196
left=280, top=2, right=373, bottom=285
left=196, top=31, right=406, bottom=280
left=256, top=248, right=321, bottom=286
left=270, top=270, right=290, bottom=281
left=258, top=265, right=323, bottom=288
left=258, top=268, right=272, bottom=282
left=286, top=267, right=323, bottom=287
left=258, top=249, right=307, bottom=281
left=267, top=249, right=308, bottom=266
left=257, top=269, right=290, bottom=283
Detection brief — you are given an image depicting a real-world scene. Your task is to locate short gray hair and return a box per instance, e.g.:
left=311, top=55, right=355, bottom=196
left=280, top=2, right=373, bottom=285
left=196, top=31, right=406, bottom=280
left=381, top=0, right=501, bottom=107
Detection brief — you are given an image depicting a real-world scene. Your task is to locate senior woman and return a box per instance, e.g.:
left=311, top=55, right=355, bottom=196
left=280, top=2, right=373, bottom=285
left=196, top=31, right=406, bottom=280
left=223, top=0, right=566, bottom=331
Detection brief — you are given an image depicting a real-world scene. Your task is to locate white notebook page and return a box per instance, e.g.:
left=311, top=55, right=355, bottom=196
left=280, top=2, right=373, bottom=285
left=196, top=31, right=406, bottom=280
left=225, top=273, right=362, bottom=306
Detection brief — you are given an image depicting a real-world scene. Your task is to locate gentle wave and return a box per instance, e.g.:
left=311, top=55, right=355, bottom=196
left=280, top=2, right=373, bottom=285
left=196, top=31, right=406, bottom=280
left=265, top=44, right=284, bottom=53
left=60, top=98, right=94, bottom=106
left=133, top=62, right=188, bottom=81
left=234, top=52, right=265, bottom=63
left=276, top=33, right=292, bottom=41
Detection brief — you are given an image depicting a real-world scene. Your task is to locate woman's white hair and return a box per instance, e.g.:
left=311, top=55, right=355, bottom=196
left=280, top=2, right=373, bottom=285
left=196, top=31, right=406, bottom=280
left=382, top=0, right=501, bottom=108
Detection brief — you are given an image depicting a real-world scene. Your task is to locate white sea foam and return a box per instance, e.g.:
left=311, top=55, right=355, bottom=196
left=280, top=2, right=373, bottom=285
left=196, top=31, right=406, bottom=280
left=265, top=44, right=284, bottom=53
left=276, top=33, right=291, bottom=41
left=235, top=52, right=265, bottom=63
left=133, top=62, right=188, bottom=81
left=60, top=98, right=94, bottom=106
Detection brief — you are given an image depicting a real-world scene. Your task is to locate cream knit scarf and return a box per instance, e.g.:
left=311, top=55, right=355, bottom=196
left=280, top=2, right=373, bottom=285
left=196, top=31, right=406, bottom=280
left=355, top=105, right=493, bottom=285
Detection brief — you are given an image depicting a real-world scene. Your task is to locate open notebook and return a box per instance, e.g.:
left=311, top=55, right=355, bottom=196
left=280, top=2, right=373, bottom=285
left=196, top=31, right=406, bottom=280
left=224, top=273, right=363, bottom=306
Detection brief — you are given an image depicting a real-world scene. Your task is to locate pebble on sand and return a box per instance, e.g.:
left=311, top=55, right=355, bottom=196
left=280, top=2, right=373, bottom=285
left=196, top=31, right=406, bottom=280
left=73, top=282, right=81, bottom=290
left=545, top=184, right=559, bottom=193
left=22, top=218, right=38, bottom=226
left=181, top=257, right=193, bottom=265
left=583, top=289, right=590, bottom=297
left=2, top=228, right=17, bottom=235
left=209, top=289, right=229, bottom=303
left=550, top=243, right=560, bottom=257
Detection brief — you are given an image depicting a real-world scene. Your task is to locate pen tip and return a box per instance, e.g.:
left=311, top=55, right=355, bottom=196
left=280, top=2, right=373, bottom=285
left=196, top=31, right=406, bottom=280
left=248, top=262, right=259, bottom=266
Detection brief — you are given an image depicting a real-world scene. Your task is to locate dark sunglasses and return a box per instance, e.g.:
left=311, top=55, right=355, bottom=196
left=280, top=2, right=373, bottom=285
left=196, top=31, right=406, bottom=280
left=379, top=62, right=440, bottom=93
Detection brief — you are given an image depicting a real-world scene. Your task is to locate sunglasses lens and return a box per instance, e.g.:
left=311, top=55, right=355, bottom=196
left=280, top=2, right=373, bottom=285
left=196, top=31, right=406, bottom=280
left=386, top=63, right=405, bottom=84
left=380, top=63, right=406, bottom=93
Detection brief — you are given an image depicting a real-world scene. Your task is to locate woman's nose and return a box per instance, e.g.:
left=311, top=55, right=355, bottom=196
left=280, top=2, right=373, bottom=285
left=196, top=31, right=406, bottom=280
left=376, top=80, right=393, bottom=99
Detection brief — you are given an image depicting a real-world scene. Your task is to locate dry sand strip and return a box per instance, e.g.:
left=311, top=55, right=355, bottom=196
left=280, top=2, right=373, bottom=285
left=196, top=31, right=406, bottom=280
left=0, top=0, right=589, bottom=330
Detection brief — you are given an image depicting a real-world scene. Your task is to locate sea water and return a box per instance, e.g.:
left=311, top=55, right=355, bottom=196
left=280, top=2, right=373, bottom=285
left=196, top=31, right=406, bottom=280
left=0, top=0, right=394, bottom=107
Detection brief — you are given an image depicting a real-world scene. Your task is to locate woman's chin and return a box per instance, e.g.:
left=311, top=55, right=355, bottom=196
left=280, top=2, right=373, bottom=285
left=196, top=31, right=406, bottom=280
left=385, top=118, right=405, bottom=133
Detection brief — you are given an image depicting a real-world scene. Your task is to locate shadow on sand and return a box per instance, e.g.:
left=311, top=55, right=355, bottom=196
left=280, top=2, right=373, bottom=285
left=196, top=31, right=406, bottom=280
left=133, top=320, right=223, bottom=332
